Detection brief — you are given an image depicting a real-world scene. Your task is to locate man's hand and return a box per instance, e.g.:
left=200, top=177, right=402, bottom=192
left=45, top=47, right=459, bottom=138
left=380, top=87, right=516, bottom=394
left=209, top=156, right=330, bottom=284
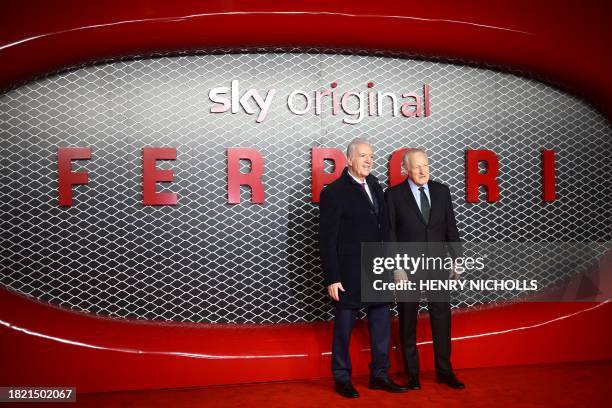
left=394, top=269, right=409, bottom=283
left=327, top=282, right=345, bottom=301
left=449, top=265, right=463, bottom=280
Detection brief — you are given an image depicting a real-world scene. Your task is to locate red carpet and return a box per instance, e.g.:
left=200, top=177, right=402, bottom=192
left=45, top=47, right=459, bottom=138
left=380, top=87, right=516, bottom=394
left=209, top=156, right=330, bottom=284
left=20, top=360, right=612, bottom=407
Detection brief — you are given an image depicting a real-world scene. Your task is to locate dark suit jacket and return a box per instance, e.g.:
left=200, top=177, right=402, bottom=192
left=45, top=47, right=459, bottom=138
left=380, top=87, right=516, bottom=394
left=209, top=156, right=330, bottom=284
left=319, top=168, right=390, bottom=308
left=385, top=180, right=462, bottom=261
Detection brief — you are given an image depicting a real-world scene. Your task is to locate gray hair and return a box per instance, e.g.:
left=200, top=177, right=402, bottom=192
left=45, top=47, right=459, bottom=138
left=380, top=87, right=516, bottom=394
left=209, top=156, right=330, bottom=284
left=346, top=137, right=371, bottom=158
left=402, top=148, right=428, bottom=168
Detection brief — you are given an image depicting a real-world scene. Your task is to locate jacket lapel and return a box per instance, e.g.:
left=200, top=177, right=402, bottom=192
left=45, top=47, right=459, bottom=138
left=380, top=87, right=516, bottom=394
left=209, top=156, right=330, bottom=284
left=365, top=177, right=380, bottom=215
left=344, top=169, right=377, bottom=212
left=427, top=182, right=442, bottom=225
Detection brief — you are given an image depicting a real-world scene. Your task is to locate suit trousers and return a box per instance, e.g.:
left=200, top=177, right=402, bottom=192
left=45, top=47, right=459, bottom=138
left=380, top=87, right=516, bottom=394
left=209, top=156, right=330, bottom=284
left=398, top=299, right=453, bottom=377
left=331, top=303, right=391, bottom=382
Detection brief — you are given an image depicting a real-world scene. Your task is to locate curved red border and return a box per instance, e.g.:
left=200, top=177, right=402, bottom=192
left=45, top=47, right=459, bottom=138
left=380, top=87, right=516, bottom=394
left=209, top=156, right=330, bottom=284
left=2, top=286, right=611, bottom=392
left=0, top=1, right=610, bottom=118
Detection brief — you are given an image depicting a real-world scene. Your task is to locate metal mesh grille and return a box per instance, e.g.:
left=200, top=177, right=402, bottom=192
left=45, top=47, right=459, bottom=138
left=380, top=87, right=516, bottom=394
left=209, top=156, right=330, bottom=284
left=1, top=53, right=611, bottom=322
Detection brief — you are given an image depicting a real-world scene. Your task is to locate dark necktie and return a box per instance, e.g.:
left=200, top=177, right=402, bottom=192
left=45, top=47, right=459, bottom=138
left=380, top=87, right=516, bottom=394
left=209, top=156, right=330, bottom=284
left=361, top=182, right=378, bottom=213
left=359, top=183, right=369, bottom=201
left=419, top=186, right=430, bottom=223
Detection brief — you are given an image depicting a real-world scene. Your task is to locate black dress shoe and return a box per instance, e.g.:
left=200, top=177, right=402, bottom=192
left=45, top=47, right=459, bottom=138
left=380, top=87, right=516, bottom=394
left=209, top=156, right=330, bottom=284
left=334, top=381, right=359, bottom=398
left=436, top=374, right=465, bottom=389
left=406, top=376, right=421, bottom=390
left=368, top=377, right=409, bottom=393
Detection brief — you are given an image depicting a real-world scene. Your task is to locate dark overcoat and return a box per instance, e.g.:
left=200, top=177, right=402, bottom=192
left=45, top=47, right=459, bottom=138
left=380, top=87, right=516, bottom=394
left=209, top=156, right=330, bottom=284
left=319, top=168, right=390, bottom=308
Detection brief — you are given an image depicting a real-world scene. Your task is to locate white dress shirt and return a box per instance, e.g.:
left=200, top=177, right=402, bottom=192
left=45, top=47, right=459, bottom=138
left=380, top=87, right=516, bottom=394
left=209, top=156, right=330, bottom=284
left=347, top=170, right=373, bottom=203
left=407, top=178, right=430, bottom=211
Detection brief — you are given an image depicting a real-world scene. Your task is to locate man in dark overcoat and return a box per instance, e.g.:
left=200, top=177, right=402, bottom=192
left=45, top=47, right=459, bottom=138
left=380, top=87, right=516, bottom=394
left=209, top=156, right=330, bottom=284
left=320, top=138, right=408, bottom=398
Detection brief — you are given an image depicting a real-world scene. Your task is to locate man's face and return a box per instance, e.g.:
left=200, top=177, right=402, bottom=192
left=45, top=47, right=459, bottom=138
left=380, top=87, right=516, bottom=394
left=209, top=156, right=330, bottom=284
left=347, top=143, right=374, bottom=180
left=404, top=151, right=430, bottom=186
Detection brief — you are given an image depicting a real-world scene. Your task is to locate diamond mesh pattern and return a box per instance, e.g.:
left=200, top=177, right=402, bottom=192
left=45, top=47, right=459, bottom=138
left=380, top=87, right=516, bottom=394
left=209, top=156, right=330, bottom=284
left=1, top=53, right=611, bottom=323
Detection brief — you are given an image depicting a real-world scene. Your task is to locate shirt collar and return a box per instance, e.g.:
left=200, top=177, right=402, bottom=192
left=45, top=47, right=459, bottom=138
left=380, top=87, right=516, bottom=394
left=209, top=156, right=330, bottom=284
left=347, top=169, right=367, bottom=185
left=407, top=178, right=428, bottom=192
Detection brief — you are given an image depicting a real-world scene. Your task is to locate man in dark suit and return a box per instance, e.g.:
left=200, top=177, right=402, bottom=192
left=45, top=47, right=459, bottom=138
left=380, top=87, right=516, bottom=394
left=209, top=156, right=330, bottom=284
left=319, top=138, right=408, bottom=398
left=385, top=148, right=465, bottom=390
